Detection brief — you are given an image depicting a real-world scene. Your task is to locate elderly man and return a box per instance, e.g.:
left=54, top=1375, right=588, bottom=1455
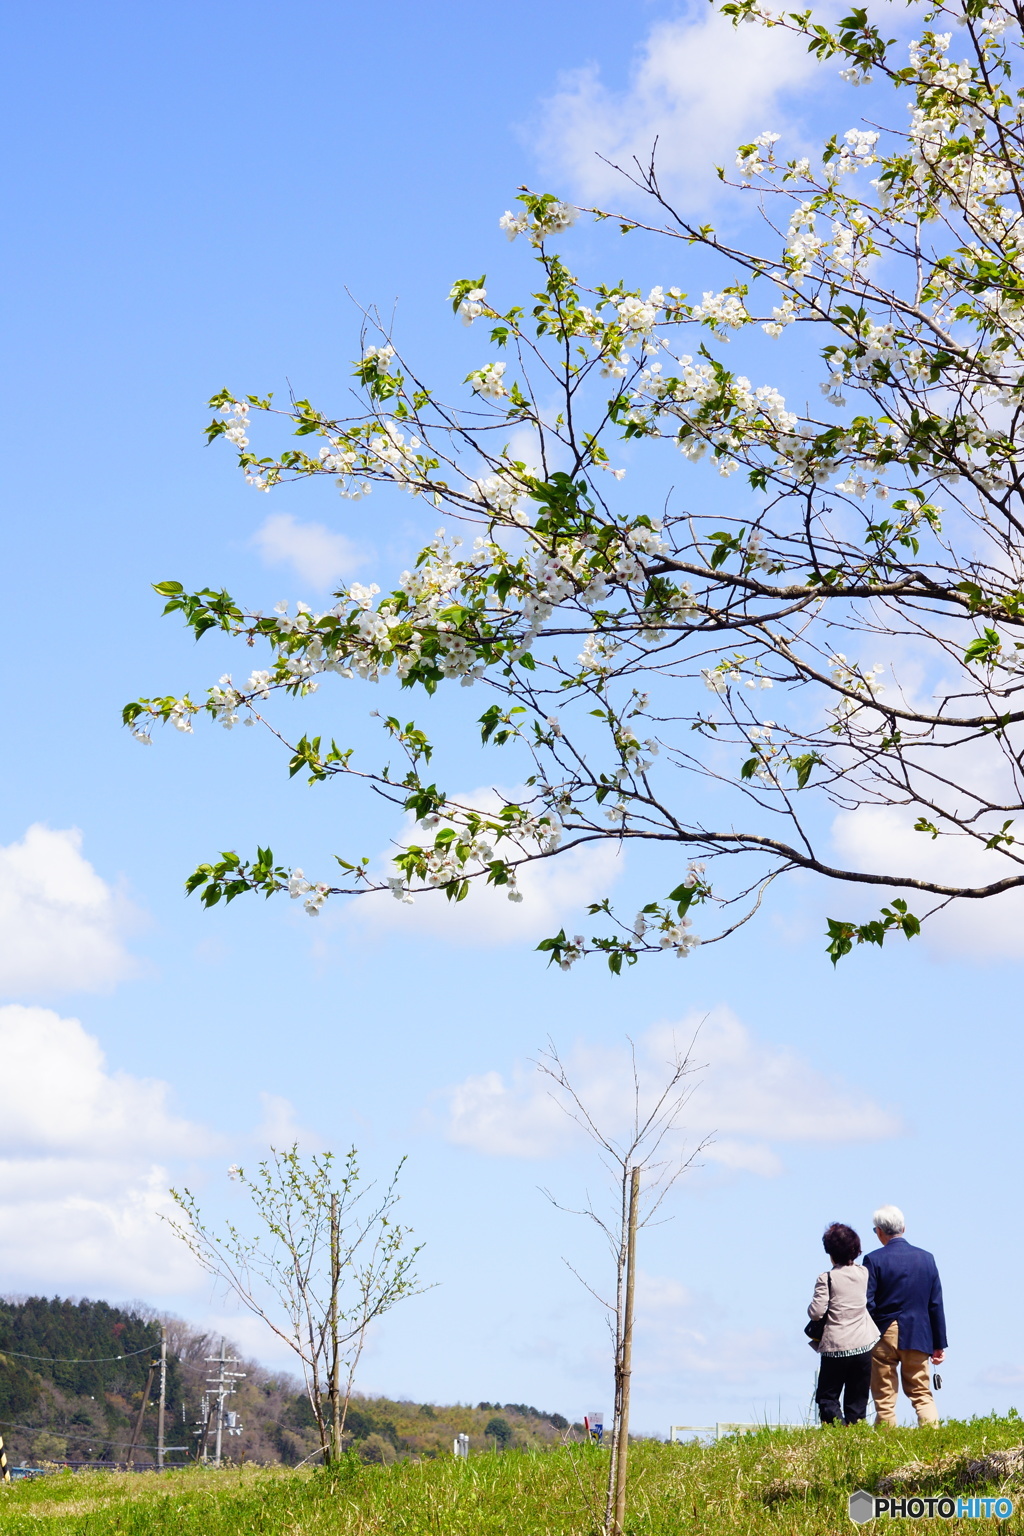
left=863, top=1205, right=947, bottom=1426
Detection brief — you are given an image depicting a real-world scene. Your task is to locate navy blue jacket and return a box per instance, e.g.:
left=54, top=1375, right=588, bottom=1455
left=863, top=1237, right=947, bottom=1355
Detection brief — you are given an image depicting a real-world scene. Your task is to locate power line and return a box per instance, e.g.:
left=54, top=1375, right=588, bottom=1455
left=0, top=1418, right=181, bottom=1452
left=0, top=1346, right=154, bottom=1364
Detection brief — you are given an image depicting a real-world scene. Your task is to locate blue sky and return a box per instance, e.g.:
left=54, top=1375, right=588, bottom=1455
left=1, top=0, right=1021, bottom=1437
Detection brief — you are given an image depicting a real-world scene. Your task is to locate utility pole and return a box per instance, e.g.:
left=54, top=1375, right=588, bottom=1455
left=157, top=1324, right=167, bottom=1471
left=611, top=1166, right=640, bottom=1536
left=205, top=1342, right=245, bottom=1469
left=126, top=1361, right=158, bottom=1468
left=194, top=1396, right=211, bottom=1463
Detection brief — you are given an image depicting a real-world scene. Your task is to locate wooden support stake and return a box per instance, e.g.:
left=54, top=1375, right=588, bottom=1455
left=329, top=1193, right=341, bottom=1465
left=611, top=1167, right=640, bottom=1536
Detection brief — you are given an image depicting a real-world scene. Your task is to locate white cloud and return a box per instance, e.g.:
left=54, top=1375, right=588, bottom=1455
left=0, top=825, right=137, bottom=997
left=0, top=1010, right=336, bottom=1319
left=532, top=11, right=823, bottom=205
left=344, top=785, right=623, bottom=948
left=0, top=1005, right=200, bottom=1158
left=688, top=1010, right=899, bottom=1143
left=830, top=804, right=1024, bottom=960
left=632, top=1267, right=801, bottom=1387
left=252, top=512, right=364, bottom=590
left=0, top=1005, right=214, bottom=1294
left=704, top=1139, right=783, bottom=1177
left=444, top=1066, right=570, bottom=1158
left=442, top=1008, right=900, bottom=1168
left=252, top=1091, right=323, bottom=1151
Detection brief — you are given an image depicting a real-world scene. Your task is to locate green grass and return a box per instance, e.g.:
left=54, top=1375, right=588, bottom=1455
left=2, top=1416, right=1023, bottom=1534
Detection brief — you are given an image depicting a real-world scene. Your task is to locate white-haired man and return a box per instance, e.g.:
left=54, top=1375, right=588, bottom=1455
left=863, top=1205, right=947, bottom=1426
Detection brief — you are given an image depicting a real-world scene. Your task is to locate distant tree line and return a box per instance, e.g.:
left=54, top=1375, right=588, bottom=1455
left=477, top=1402, right=570, bottom=1432
left=0, top=1295, right=577, bottom=1467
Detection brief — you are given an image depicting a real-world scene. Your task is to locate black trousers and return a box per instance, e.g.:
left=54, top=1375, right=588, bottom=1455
left=816, top=1351, right=872, bottom=1424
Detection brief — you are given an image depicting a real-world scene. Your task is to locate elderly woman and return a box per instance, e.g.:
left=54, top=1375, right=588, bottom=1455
left=808, top=1222, right=880, bottom=1425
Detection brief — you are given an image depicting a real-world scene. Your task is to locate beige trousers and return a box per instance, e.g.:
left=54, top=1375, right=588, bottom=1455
left=871, top=1322, right=939, bottom=1425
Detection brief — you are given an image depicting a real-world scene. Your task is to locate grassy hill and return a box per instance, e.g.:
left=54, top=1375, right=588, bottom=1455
left=1, top=1414, right=1022, bottom=1534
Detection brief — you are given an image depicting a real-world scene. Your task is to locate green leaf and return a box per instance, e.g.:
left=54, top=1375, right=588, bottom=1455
left=826, top=900, right=922, bottom=963
left=984, top=819, right=1016, bottom=850
left=666, top=883, right=697, bottom=917
left=964, top=628, right=1002, bottom=665
left=788, top=752, right=823, bottom=790
left=825, top=918, right=856, bottom=966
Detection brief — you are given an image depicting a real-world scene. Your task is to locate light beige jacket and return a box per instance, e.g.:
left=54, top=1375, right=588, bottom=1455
left=808, top=1263, right=880, bottom=1356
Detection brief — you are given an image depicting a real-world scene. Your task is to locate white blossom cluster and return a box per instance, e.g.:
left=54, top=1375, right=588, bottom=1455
left=829, top=211, right=873, bottom=273
left=838, top=128, right=879, bottom=166
left=772, top=427, right=843, bottom=486
left=366, top=422, right=426, bottom=492
left=784, top=202, right=827, bottom=283
left=466, top=467, right=530, bottom=518
left=690, top=290, right=751, bottom=330
left=555, top=936, right=586, bottom=971
left=287, top=868, right=330, bottom=916
left=601, top=352, right=631, bottom=380
left=617, top=288, right=664, bottom=335
left=762, top=294, right=798, bottom=338
left=630, top=356, right=797, bottom=476
left=218, top=401, right=272, bottom=490
left=659, top=918, right=700, bottom=957
left=310, top=375, right=438, bottom=501
left=220, top=400, right=250, bottom=448
left=702, top=659, right=774, bottom=693
left=456, top=287, right=488, bottom=325
left=499, top=200, right=577, bottom=244
left=469, top=361, right=508, bottom=400
left=630, top=897, right=700, bottom=958
left=615, top=725, right=660, bottom=774
left=169, top=699, right=196, bottom=732
left=383, top=808, right=562, bottom=908
left=736, top=130, right=780, bottom=179
left=828, top=655, right=886, bottom=722
left=205, top=670, right=271, bottom=729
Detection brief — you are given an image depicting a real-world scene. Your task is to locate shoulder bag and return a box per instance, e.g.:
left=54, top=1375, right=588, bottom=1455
left=804, top=1270, right=833, bottom=1345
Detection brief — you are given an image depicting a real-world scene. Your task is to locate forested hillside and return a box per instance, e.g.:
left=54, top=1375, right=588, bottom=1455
left=0, top=1297, right=575, bottom=1467
left=0, top=1298, right=172, bottom=1465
